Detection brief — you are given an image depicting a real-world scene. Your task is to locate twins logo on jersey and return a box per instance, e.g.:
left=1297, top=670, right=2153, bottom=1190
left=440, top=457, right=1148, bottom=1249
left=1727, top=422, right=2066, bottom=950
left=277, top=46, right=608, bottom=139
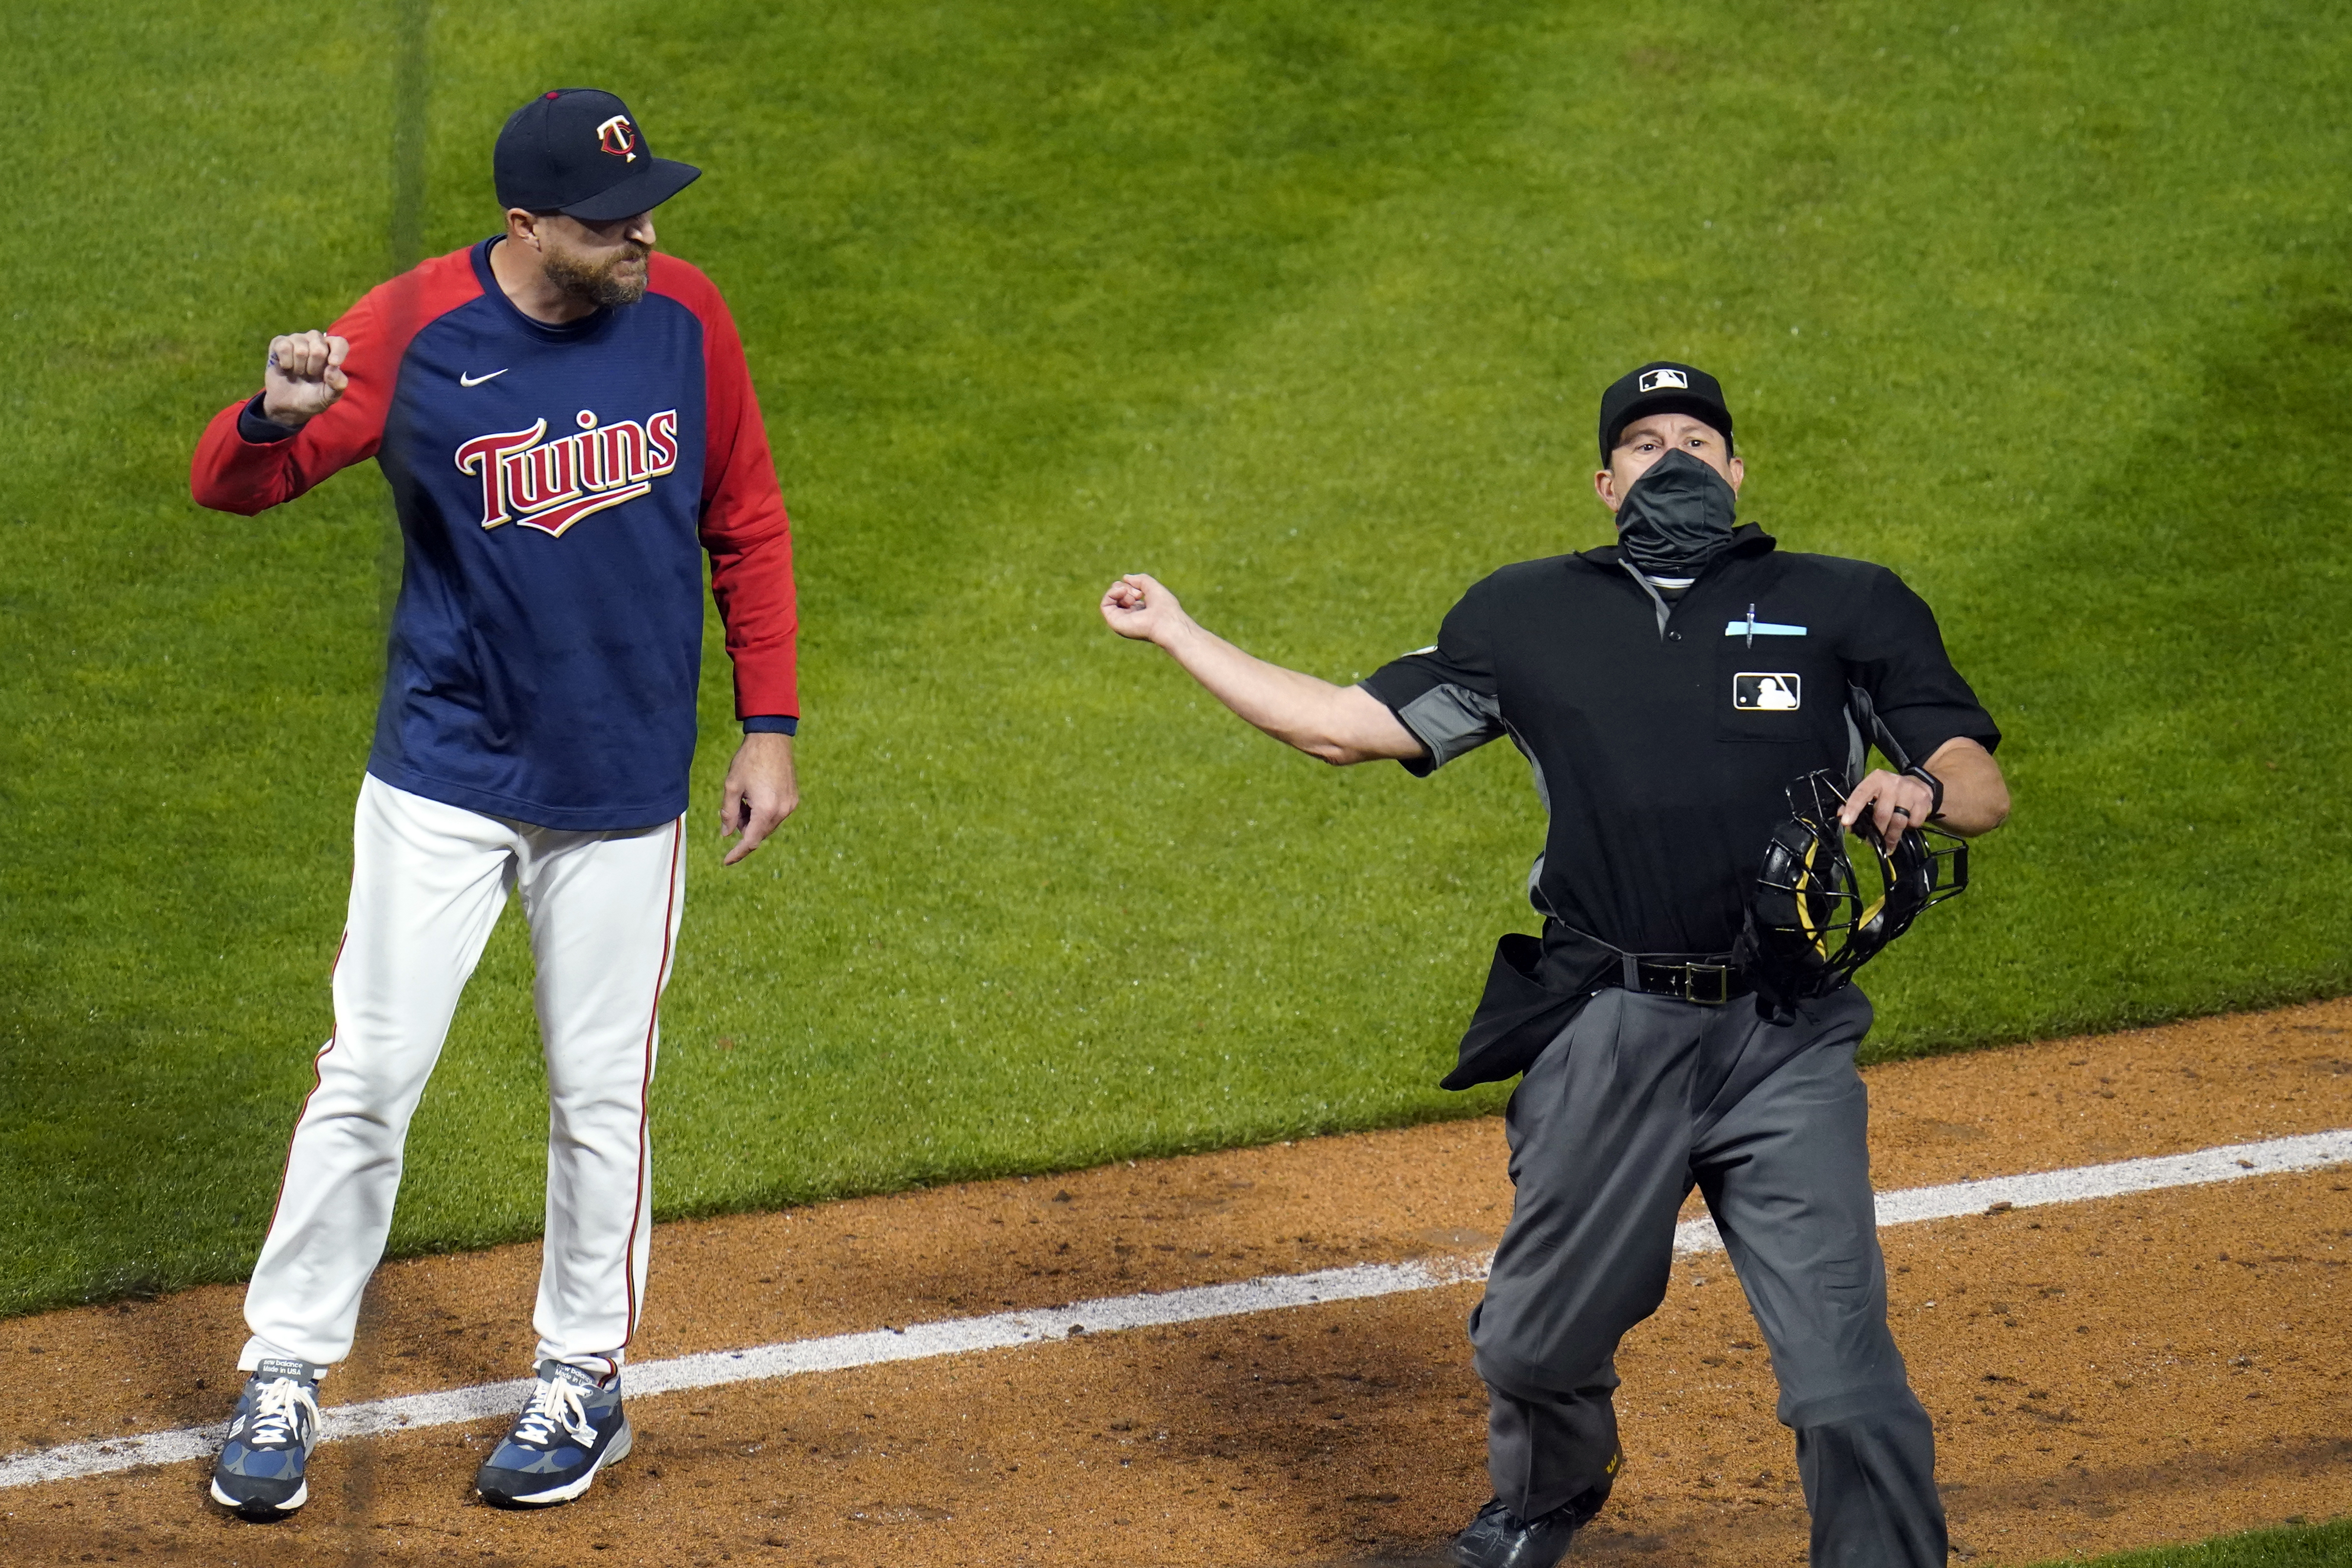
left=456, top=409, right=680, bottom=537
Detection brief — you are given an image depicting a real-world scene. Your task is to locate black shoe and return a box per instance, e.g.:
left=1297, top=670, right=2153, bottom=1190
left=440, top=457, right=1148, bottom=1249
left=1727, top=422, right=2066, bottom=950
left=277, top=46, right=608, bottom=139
left=1446, top=1490, right=1604, bottom=1568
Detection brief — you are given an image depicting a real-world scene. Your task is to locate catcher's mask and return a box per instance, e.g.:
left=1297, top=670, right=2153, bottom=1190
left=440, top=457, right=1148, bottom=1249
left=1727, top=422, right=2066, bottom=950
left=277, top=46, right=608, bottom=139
left=1745, top=770, right=1968, bottom=1006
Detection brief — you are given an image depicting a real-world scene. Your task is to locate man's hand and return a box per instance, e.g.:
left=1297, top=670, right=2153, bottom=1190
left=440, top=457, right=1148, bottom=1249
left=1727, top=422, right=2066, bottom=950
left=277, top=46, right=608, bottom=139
left=261, top=330, right=351, bottom=428
left=719, top=731, right=798, bottom=866
left=1100, top=573, right=1190, bottom=646
left=1837, top=737, right=2010, bottom=849
left=1837, top=767, right=1940, bottom=853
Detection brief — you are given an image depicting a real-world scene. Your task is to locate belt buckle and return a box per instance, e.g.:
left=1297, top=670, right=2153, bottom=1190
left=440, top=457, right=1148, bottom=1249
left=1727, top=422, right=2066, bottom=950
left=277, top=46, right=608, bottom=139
left=1681, top=963, right=1731, bottom=1006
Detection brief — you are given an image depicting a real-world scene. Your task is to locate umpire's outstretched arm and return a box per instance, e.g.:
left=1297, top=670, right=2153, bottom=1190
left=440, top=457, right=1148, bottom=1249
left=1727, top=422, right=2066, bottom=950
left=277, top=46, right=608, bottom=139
left=1100, top=573, right=1424, bottom=767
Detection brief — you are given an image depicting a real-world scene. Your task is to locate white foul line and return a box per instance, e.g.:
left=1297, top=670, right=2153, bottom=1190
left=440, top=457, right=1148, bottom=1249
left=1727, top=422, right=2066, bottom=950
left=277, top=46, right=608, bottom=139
left=1672, top=1126, right=2352, bottom=1256
left=5, top=1126, right=2346, bottom=1493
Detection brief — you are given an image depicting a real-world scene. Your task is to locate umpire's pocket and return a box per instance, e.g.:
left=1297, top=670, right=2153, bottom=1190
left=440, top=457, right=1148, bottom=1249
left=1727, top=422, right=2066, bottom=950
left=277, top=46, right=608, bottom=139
left=1444, top=932, right=1590, bottom=1090
left=1714, top=639, right=1839, bottom=746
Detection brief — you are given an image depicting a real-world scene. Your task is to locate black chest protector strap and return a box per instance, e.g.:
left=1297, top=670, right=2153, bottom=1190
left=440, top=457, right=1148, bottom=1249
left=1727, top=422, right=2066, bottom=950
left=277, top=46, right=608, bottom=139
left=1844, top=682, right=1911, bottom=772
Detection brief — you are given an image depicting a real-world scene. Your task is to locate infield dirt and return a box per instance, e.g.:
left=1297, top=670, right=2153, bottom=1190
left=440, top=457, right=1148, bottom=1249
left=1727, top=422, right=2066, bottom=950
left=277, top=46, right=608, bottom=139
left=2, top=999, right=2348, bottom=1566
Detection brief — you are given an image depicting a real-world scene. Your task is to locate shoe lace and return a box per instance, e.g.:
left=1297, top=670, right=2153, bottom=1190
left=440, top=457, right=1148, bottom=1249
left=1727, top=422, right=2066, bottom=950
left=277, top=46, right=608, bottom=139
left=246, top=1378, right=319, bottom=1447
left=512, top=1378, right=596, bottom=1448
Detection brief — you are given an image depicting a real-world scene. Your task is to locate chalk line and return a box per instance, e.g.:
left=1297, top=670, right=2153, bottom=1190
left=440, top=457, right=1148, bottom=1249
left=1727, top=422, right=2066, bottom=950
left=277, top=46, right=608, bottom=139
left=6, top=1127, right=2345, bottom=1492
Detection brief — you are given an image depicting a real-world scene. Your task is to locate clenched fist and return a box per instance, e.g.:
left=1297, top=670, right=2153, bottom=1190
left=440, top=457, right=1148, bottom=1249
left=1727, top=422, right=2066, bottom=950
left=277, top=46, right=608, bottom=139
left=1099, top=573, right=1191, bottom=646
left=261, top=330, right=351, bottom=429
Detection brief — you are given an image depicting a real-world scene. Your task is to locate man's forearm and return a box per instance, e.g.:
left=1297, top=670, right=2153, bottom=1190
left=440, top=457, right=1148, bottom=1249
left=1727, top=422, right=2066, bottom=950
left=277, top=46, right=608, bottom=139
left=1155, top=620, right=1417, bottom=765
left=1100, top=573, right=1421, bottom=764
left=1161, top=619, right=1356, bottom=758
left=1924, top=737, right=2010, bottom=836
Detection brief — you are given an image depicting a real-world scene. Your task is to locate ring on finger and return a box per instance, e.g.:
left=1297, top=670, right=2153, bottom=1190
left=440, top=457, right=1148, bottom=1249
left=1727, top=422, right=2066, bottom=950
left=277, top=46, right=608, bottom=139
left=1890, top=805, right=1912, bottom=819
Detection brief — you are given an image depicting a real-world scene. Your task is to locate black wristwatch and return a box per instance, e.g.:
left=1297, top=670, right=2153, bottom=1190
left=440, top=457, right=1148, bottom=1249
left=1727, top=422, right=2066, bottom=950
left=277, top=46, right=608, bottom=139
left=1903, top=764, right=1945, bottom=821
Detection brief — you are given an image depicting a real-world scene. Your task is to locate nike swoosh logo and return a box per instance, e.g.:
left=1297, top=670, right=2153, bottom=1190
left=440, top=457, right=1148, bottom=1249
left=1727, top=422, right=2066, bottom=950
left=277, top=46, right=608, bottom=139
left=459, top=369, right=508, bottom=387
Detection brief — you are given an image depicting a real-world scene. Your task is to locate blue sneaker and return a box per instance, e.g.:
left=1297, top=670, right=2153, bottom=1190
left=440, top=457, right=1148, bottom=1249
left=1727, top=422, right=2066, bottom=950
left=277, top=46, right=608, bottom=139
left=475, top=1361, right=631, bottom=1508
left=209, top=1360, right=323, bottom=1519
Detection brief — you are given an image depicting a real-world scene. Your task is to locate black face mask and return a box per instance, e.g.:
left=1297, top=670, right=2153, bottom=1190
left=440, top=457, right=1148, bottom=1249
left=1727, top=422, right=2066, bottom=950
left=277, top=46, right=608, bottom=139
left=1613, top=447, right=1738, bottom=578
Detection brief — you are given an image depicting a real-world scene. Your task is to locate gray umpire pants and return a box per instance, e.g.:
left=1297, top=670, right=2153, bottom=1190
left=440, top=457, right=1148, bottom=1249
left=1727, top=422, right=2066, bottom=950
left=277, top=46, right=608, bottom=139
left=1468, top=984, right=1945, bottom=1568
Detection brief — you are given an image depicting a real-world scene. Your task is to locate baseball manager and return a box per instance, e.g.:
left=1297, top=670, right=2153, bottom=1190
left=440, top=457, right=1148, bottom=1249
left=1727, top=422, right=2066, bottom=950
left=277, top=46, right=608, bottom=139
left=1100, top=362, right=2009, bottom=1568
left=189, top=89, right=798, bottom=1517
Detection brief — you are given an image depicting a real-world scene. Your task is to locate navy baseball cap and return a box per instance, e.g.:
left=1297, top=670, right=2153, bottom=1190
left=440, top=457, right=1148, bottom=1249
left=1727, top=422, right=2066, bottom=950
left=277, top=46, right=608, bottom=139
left=1597, top=361, right=1735, bottom=464
left=494, top=89, right=700, bottom=221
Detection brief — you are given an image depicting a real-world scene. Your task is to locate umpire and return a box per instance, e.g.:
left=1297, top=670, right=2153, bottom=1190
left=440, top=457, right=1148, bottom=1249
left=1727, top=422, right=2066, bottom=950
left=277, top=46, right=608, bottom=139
left=1099, top=362, right=2009, bottom=1568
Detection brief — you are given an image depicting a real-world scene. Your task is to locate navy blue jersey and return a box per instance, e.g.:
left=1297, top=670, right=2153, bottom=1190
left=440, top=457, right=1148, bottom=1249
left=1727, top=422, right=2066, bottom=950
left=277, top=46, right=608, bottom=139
left=194, top=240, right=798, bottom=830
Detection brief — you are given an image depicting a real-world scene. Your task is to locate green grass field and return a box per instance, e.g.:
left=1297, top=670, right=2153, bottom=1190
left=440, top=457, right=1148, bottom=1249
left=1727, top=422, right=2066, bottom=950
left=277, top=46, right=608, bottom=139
left=4, top=0, right=2351, bottom=1335
left=2041, top=1518, right=2352, bottom=1568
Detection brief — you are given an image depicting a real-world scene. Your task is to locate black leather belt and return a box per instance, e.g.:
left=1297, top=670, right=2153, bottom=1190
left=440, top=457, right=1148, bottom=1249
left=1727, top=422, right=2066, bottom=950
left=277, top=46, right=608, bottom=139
left=1613, top=952, right=1749, bottom=1006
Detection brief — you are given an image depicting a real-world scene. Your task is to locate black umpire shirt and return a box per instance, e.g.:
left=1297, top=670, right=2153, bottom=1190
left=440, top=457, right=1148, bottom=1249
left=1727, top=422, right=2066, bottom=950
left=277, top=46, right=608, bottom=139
left=1359, top=525, right=2000, bottom=958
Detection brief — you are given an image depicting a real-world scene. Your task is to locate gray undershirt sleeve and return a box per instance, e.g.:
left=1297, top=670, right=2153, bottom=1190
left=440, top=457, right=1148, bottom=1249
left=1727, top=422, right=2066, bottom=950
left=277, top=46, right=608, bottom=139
left=1386, top=681, right=1508, bottom=770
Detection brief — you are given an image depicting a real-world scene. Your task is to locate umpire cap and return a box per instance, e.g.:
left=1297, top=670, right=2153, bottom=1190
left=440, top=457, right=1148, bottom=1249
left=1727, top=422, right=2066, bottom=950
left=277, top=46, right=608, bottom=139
left=494, top=89, right=701, bottom=221
left=1597, top=361, right=1735, bottom=465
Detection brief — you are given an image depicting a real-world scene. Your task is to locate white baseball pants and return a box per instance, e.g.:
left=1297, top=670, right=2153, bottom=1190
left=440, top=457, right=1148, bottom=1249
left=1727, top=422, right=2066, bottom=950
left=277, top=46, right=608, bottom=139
left=240, top=773, right=685, bottom=1382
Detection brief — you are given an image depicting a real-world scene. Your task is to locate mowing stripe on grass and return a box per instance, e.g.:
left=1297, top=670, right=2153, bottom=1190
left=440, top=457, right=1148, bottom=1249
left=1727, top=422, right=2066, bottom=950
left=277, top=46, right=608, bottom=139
left=6, top=1127, right=2346, bottom=1492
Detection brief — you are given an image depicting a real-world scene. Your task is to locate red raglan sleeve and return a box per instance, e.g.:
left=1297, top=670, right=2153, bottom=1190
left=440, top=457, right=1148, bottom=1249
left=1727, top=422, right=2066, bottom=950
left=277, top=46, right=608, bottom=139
left=189, top=290, right=392, bottom=515
left=658, top=258, right=799, bottom=721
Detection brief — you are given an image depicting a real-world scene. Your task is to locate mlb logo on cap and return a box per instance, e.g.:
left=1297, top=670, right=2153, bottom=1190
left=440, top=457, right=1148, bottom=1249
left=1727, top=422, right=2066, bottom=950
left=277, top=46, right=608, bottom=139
left=1596, top=360, right=1735, bottom=464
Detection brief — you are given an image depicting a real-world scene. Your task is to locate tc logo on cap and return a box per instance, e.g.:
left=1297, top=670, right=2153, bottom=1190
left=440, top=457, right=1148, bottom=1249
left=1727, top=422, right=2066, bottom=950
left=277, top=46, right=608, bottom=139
left=1638, top=367, right=1690, bottom=393
left=597, top=115, right=639, bottom=162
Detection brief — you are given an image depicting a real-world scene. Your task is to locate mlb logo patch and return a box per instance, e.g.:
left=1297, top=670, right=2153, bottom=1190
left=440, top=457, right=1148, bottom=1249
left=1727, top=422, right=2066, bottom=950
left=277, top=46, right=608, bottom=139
left=1732, top=672, right=1801, bottom=711
left=1638, top=367, right=1690, bottom=393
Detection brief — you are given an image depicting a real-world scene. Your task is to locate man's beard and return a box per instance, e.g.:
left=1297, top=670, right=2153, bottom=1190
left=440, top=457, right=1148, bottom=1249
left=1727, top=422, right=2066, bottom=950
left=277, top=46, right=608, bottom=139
left=544, top=243, right=650, bottom=309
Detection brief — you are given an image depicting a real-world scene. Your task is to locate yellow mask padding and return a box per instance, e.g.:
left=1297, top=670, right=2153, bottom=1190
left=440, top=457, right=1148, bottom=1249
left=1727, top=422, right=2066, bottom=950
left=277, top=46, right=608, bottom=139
left=1797, top=837, right=1831, bottom=958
